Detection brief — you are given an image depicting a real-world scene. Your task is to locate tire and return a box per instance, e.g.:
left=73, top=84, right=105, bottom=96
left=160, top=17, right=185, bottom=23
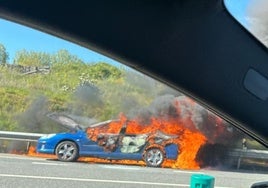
left=144, top=148, right=164, bottom=167
left=55, top=141, right=79, bottom=162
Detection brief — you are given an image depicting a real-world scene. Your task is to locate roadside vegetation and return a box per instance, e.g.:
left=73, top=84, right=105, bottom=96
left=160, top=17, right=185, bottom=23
left=0, top=43, right=180, bottom=133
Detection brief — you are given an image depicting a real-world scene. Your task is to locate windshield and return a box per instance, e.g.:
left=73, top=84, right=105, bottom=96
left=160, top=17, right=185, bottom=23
left=224, top=0, right=268, bottom=47
left=0, top=16, right=268, bottom=188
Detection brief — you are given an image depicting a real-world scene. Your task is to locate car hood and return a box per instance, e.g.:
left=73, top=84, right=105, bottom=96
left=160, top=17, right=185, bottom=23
left=47, top=113, right=84, bottom=132
left=47, top=113, right=115, bottom=131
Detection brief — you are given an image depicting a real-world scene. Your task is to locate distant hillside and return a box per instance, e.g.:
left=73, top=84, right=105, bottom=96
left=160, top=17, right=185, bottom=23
left=0, top=61, right=177, bottom=133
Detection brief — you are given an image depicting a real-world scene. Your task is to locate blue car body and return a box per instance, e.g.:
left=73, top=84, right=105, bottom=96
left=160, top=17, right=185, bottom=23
left=36, top=116, right=178, bottom=165
left=37, top=130, right=178, bottom=160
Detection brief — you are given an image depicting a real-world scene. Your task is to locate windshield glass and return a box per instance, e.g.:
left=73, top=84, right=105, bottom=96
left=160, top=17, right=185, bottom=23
left=0, top=17, right=268, bottom=188
left=224, top=0, right=268, bottom=47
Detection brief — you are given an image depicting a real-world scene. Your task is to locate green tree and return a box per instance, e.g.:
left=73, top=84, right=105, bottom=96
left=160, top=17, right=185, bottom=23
left=14, top=49, right=51, bottom=66
left=89, top=62, right=122, bottom=80
left=51, top=49, right=83, bottom=64
left=0, top=43, right=9, bottom=65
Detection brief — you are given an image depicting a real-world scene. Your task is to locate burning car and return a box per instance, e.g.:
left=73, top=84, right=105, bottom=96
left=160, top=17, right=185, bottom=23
left=36, top=114, right=179, bottom=167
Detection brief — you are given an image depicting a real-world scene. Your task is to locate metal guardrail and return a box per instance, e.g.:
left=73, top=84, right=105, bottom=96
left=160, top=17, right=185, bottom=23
left=228, top=149, right=268, bottom=159
left=0, top=131, right=46, bottom=153
left=0, top=131, right=46, bottom=142
left=0, top=131, right=268, bottom=169
left=228, top=148, right=268, bottom=169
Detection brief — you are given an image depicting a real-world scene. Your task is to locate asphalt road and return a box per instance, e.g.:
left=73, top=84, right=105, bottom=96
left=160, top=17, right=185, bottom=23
left=0, top=154, right=267, bottom=188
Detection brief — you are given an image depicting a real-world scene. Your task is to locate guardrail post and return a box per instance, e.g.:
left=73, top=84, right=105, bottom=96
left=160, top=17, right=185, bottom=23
left=237, top=156, right=241, bottom=170
left=26, top=141, right=31, bottom=153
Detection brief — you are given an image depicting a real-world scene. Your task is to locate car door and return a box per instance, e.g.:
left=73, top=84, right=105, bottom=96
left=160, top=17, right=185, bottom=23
left=78, top=130, right=106, bottom=156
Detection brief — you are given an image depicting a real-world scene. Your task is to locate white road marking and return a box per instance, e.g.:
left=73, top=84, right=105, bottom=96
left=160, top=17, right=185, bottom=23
left=0, top=174, right=186, bottom=187
left=32, top=162, right=68, bottom=166
left=0, top=154, right=44, bottom=161
left=100, top=165, right=140, bottom=170
left=173, top=170, right=205, bottom=174
left=0, top=174, right=233, bottom=188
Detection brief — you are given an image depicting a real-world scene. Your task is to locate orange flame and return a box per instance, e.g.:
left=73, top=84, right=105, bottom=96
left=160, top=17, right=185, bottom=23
left=79, top=157, right=146, bottom=166
left=86, top=113, right=206, bottom=169
left=27, top=146, right=56, bottom=159
left=10, top=150, right=25, bottom=155
left=28, top=96, right=226, bottom=169
left=27, top=115, right=206, bottom=170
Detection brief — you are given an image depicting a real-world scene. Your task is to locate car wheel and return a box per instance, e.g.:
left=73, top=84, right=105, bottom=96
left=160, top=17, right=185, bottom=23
left=144, top=148, right=164, bottom=167
left=55, top=141, right=79, bottom=162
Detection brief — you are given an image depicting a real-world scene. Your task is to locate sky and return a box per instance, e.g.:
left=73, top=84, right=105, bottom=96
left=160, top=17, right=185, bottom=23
left=0, top=18, right=122, bottom=66
left=224, top=0, right=268, bottom=47
left=224, top=0, right=250, bottom=27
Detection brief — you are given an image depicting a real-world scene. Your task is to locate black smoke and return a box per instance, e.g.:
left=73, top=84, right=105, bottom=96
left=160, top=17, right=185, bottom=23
left=195, top=143, right=233, bottom=168
left=126, top=94, right=237, bottom=144
left=16, top=96, right=49, bottom=133
left=125, top=94, right=247, bottom=169
left=126, top=94, right=178, bottom=124
left=70, top=82, right=103, bottom=116
left=16, top=96, right=67, bottom=133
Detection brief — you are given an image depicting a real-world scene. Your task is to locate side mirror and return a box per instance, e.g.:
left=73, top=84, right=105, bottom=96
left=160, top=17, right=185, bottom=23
left=251, top=181, right=268, bottom=188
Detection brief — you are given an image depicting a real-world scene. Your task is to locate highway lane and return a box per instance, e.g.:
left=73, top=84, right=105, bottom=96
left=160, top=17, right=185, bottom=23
left=0, top=154, right=267, bottom=188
